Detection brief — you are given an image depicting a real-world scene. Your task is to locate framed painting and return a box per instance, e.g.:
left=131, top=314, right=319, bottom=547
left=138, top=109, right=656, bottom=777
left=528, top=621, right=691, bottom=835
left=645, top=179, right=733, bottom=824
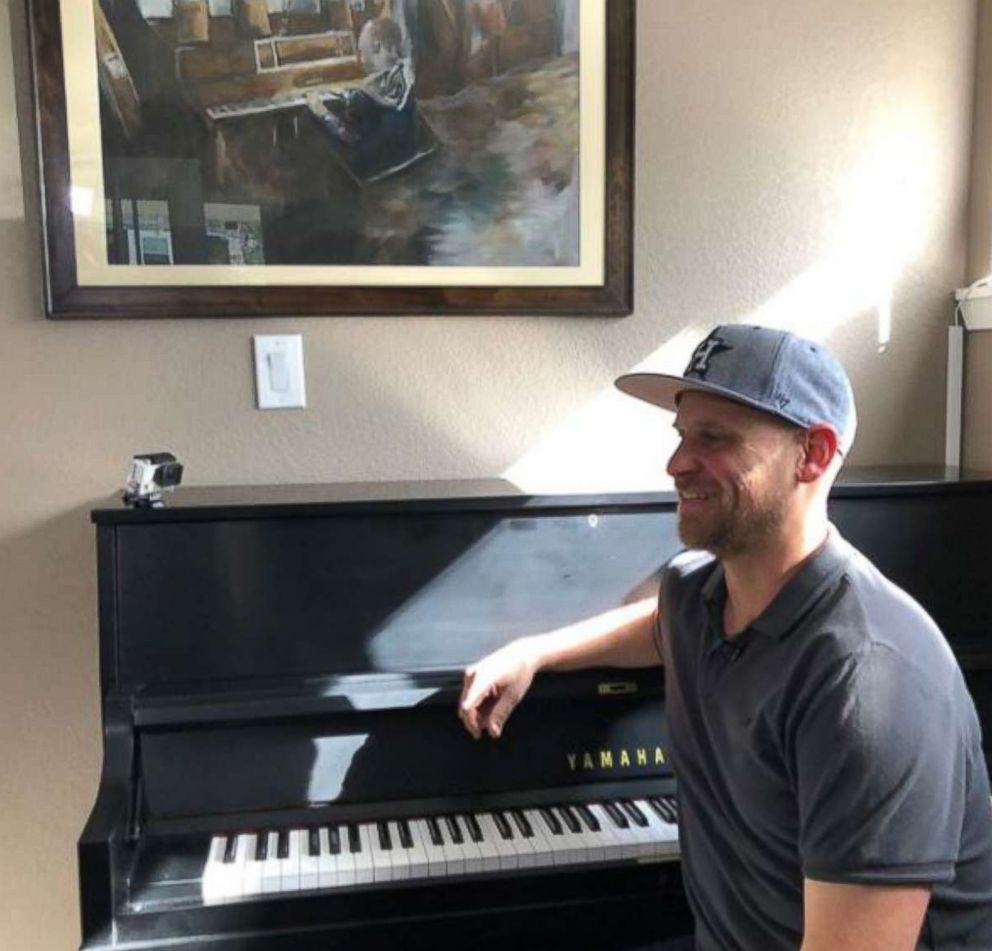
left=26, top=0, right=634, bottom=318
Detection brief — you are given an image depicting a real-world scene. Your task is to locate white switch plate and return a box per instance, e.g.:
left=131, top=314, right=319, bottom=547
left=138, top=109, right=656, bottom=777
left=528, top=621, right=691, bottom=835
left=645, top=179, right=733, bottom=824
left=253, top=334, right=306, bottom=410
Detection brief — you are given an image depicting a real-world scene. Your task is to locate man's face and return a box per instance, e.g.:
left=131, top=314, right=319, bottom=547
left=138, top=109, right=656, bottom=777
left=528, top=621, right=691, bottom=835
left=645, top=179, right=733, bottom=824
left=667, top=391, right=803, bottom=557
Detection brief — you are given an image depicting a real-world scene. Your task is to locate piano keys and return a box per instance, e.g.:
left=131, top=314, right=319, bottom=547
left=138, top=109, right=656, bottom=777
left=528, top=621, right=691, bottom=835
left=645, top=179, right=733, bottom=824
left=199, top=797, right=680, bottom=903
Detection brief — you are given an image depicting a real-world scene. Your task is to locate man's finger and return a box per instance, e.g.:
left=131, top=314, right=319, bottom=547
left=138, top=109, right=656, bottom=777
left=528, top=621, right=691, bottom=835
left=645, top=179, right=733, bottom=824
left=485, top=687, right=520, bottom=739
left=458, top=668, right=475, bottom=710
left=460, top=671, right=497, bottom=717
left=459, top=670, right=489, bottom=738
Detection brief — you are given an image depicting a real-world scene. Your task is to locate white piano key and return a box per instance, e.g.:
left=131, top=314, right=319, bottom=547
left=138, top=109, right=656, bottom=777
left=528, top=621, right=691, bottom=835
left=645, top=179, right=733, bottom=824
left=561, top=807, right=602, bottom=863
left=588, top=804, right=640, bottom=860
left=524, top=809, right=575, bottom=865
left=300, top=829, right=321, bottom=889
left=239, top=833, right=261, bottom=897
left=633, top=798, right=680, bottom=859
left=317, top=827, right=339, bottom=889
left=555, top=806, right=592, bottom=864
left=457, top=816, right=485, bottom=874
left=370, top=822, right=395, bottom=883
left=280, top=829, right=302, bottom=892
left=225, top=834, right=249, bottom=899
left=612, top=802, right=657, bottom=859
left=523, top=808, right=567, bottom=867
left=261, top=831, right=282, bottom=894
left=472, top=814, right=506, bottom=873
left=498, top=811, right=537, bottom=869
left=572, top=805, right=612, bottom=862
left=618, top=801, right=661, bottom=859
left=518, top=811, right=552, bottom=869
left=404, top=819, right=431, bottom=879
left=390, top=821, right=413, bottom=881
left=476, top=813, right=513, bottom=871
left=516, top=809, right=555, bottom=868
left=439, top=816, right=470, bottom=876
left=353, top=825, right=375, bottom=885
left=335, top=826, right=358, bottom=887
left=578, top=804, right=625, bottom=863
left=218, top=835, right=243, bottom=900
left=201, top=835, right=228, bottom=904
left=414, top=818, right=448, bottom=877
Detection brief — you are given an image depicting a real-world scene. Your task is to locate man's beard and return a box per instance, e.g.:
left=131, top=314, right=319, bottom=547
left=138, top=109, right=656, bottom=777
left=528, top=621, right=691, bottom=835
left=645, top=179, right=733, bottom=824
left=677, top=485, right=787, bottom=558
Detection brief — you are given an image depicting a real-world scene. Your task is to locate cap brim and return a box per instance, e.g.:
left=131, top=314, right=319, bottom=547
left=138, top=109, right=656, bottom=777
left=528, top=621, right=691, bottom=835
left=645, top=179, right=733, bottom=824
left=614, top=373, right=688, bottom=412
left=614, top=371, right=809, bottom=429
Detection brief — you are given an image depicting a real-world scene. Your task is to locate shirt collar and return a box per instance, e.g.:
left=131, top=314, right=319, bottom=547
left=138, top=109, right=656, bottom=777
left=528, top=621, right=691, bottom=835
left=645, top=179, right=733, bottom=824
left=700, top=528, right=852, bottom=641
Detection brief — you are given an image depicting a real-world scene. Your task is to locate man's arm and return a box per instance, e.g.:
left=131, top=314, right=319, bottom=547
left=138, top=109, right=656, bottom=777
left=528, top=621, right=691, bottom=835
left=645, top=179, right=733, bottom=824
left=458, top=597, right=661, bottom=739
left=801, top=879, right=930, bottom=951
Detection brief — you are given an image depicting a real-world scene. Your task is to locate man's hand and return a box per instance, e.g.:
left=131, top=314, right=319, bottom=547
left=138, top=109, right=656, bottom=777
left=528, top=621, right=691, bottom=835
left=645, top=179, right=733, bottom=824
left=801, top=879, right=930, bottom=951
left=458, top=599, right=662, bottom=739
left=459, top=638, right=540, bottom=740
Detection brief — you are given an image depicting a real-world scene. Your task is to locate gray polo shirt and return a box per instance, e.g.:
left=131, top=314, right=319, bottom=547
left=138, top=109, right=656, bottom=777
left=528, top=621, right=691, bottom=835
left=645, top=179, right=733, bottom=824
left=658, top=531, right=992, bottom=951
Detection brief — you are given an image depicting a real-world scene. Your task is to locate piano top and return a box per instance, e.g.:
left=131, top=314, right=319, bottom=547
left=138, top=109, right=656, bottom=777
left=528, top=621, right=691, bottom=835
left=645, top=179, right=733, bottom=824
left=90, top=466, right=992, bottom=525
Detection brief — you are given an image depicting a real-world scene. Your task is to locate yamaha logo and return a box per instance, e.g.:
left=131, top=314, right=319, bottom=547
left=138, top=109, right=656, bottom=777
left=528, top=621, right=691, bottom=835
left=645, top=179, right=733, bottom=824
left=567, top=747, right=667, bottom=771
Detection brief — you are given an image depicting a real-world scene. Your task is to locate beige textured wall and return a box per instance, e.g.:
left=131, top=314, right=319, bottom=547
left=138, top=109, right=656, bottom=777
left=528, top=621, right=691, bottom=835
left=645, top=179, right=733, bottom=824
left=1, top=1, right=978, bottom=948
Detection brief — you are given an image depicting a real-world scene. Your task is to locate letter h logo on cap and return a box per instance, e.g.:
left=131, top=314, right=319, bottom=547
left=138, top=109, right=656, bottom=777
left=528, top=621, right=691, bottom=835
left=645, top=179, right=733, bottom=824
left=686, top=332, right=732, bottom=379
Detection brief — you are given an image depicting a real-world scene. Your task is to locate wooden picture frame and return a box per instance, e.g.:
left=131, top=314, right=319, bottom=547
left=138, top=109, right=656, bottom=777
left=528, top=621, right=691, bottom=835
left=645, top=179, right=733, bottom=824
left=26, top=0, right=634, bottom=318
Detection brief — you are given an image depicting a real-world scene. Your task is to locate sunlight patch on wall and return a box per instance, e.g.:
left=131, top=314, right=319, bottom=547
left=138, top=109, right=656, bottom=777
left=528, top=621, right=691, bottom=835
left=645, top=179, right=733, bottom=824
left=503, top=328, right=703, bottom=493
left=755, top=121, right=931, bottom=350
left=503, top=116, right=935, bottom=493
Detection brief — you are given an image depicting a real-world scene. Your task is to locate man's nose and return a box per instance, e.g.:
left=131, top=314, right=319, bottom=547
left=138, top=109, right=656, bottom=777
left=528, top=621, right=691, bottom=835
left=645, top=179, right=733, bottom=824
left=666, top=440, right=696, bottom=478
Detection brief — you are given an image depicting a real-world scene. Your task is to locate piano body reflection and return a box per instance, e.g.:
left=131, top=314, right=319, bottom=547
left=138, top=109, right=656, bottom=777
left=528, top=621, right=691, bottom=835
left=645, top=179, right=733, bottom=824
left=79, top=473, right=992, bottom=949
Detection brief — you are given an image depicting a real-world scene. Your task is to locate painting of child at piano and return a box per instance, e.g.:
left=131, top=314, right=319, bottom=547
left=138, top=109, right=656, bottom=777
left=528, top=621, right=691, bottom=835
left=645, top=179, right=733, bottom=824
left=96, top=0, right=582, bottom=267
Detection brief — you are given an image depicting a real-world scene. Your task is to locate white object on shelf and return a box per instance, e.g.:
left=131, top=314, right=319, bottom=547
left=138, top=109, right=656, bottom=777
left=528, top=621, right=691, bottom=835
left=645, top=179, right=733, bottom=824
left=954, top=284, right=992, bottom=330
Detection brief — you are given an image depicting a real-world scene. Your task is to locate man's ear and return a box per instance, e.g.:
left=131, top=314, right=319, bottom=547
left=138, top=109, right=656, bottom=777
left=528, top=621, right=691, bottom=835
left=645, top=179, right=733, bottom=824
left=797, top=425, right=839, bottom=482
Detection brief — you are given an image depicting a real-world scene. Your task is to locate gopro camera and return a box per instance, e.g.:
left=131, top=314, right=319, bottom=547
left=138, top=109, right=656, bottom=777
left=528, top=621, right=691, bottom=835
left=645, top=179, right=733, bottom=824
left=124, top=452, right=184, bottom=507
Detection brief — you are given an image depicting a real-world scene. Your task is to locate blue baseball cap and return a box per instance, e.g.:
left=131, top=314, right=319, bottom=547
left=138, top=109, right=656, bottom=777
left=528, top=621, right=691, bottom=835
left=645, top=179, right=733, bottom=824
left=615, top=325, right=858, bottom=453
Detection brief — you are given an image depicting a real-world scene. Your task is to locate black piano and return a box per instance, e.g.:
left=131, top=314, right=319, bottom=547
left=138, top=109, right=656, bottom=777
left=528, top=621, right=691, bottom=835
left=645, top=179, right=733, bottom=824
left=78, top=471, right=992, bottom=950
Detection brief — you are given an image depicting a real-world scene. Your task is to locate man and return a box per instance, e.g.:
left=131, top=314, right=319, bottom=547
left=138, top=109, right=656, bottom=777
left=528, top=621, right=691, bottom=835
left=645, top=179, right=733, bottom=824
left=459, top=325, right=992, bottom=951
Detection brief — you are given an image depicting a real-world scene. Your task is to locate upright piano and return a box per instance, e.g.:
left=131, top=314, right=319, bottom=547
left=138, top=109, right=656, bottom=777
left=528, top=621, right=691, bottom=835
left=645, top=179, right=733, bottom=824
left=78, top=471, right=992, bottom=950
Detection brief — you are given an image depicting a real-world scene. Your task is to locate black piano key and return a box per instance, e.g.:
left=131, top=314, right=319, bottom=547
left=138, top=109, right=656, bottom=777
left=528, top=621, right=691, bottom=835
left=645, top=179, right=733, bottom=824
left=464, top=814, right=484, bottom=843
left=308, top=828, right=321, bottom=857
left=648, top=796, right=678, bottom=824
left=539, top=807, right=563, bottom=835
left=510, top=809, right=534, bottom=838
left=647, top=797, right=670, bottom=823
left=222, top=834, right=238, bottom=864
left=492, top=811, right=514, bottom=840
left=557, top=805, right=581, bottom=834
left=255, top=832, right=268, bottom=862
left=603, top=802, right=629, bottom=829
left=347, top=823, right=361, bottom=853
left=277, top=830, right=290, bottom=859
left=328, top=825, right=341, bottom=855
left=377, top=821, right=393, bottom=850
left=662, top=796, right=680, bottom=821
left=620, top=800, right=649, bottom=828
left=426, top=816, right=443, bottom=846
left=398, top=819, right=414, bottom=849
left=444, top=815, right=464, bottom=845
left=576, top=804, right=600, bottom=832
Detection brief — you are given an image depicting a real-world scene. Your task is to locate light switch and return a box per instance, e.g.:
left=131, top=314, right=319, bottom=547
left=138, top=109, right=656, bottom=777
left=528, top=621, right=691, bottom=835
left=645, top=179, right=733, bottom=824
left=253, top=334, right=306, bottom=409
